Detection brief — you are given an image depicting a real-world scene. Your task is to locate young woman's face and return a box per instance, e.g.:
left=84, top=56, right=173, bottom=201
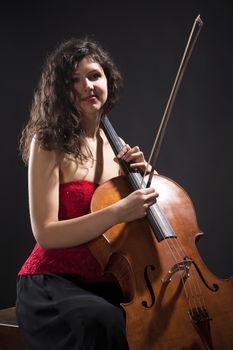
left=72, top=56, right=108, bottom=118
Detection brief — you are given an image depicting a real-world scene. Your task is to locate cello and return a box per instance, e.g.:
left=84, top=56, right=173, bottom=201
left=89, top=16, right=233, bottom=350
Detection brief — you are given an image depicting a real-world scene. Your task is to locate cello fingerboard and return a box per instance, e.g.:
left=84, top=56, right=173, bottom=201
left=101, top=115, right=176, bottom=241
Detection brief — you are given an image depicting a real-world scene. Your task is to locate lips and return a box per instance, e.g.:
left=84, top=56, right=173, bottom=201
left=81, top=95, right=97, bottom=102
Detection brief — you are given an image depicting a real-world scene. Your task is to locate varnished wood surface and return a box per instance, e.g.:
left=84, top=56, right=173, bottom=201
left=90, top=174, right=233, bottom=350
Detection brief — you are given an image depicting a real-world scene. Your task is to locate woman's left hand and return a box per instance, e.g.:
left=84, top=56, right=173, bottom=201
left=116, top=144, right=149, bottom=173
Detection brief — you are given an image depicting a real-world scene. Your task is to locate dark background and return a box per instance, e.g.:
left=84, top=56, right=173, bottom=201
left=0, top=0, right=232, bottom=309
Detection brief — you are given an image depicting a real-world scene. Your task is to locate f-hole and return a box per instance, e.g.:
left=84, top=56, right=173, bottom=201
left=141, top=265, right=156, bottom=308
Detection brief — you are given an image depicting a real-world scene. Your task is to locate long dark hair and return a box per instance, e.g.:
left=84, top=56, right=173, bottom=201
left=20, top=38, right=123, bottom=164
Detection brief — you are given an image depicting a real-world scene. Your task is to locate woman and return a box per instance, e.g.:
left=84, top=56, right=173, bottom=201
left=16, top=38, right=158, bottom=350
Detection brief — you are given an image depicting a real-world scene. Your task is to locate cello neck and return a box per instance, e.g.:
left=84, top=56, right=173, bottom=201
left=101, top=115, right=142, bottom=190
left=100, top=114, right=176, bottom=241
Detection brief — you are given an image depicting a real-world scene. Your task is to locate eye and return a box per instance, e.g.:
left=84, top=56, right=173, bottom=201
left=89, top=72, right=101, bottom=81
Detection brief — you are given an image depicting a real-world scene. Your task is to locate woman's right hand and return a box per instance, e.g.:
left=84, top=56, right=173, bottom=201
left=115, top=187, right=159, bottom=223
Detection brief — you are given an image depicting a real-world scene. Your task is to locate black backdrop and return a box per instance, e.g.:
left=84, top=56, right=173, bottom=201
left=0, top=0, right=232, bottom=309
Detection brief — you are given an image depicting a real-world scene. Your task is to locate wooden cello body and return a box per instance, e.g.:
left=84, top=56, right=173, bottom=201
left=89, top=174, right=233, bottom=350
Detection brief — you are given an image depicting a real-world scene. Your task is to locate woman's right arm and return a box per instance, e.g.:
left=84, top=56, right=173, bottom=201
left=29, top=138, right=158, bottom=250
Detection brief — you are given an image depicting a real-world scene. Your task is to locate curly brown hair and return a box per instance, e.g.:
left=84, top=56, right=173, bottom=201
left=20, top=38, right=123, bottom=164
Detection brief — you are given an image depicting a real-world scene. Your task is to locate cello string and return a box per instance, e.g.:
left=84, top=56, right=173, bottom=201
left=144, top=175, right=207, bottom=314
left=143, top=183, right=200, bottom=312
left=135, top=162, right=206, bottom=314
left=132, top=171, right=196, bottom=308
left=154, top=206, right=207, bottom=314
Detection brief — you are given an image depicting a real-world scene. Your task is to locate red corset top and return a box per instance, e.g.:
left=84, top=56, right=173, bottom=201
left=18, top=180, right=112, bottom=282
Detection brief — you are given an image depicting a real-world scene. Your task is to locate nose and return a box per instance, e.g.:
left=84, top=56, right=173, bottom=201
left=83, top=77, right=94, bottom=91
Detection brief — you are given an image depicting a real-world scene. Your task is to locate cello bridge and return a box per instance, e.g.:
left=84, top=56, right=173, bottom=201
left=162, top=257, right=192, bottom=284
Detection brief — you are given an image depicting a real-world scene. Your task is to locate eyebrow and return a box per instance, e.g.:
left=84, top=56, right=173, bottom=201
left=72, top=68, right=102, bottom=77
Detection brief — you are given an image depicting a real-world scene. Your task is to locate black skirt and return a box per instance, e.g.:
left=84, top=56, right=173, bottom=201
left=16, top=274, right=129, bottom=350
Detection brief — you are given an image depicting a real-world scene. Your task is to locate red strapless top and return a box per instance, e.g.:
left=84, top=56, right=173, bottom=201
left=18, top=180, right=112, bottom=282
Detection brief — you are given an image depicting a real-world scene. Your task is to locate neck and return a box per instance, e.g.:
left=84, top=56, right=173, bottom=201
left=82, top=113, right=102, bottom=139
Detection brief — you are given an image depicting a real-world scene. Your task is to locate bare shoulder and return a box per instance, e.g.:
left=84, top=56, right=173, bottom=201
left=29, top=137, right=61, bottom=184
left=29, top=137, right=60, bottom=165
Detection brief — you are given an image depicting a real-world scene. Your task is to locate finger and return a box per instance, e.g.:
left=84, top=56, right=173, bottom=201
left=118, top=145, right=139, bottom=159
left=124, top=151, right=143, bottom=161
left=117, top=144, right=131, bottom=158
left=146, top=191, right=159, bottom=200
left=144, top=188, right=159, bottom=199
left=141, top=187, right=157, bottom=195
left=124, top=146, right=140, bottom=157
left=130, top=162, right=145, bottom=168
